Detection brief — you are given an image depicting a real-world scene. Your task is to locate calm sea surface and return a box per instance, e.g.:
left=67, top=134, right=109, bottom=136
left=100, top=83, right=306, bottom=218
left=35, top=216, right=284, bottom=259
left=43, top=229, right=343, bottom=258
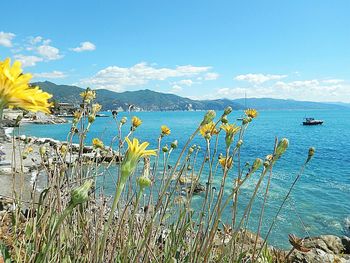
left=20, top=109, right=350, bottom=248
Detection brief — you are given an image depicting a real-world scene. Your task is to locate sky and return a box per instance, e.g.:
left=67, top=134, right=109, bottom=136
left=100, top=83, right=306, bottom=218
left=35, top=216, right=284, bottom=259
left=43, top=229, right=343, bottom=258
left=1, top=0, right=350, bottom=102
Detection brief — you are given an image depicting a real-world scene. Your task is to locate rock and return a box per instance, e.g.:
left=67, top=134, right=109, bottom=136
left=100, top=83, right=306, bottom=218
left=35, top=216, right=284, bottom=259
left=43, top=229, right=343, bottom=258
left=291, top=235, right=350, bottom=263
left=186, top=183, right=205, bottom=194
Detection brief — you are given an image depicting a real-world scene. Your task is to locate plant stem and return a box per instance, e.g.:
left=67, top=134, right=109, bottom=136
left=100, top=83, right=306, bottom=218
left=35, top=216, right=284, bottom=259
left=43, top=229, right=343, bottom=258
left=98, top=177, right=127, bottom=261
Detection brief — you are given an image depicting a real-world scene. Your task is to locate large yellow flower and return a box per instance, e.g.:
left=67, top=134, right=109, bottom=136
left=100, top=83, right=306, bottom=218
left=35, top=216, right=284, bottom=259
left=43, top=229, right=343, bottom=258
left=221, top=123, right=240, bottom=136
left=199, top=122, right=218, bottom=138
left=0, top=58, right=52, bottom=113
left=124, top=137, right=156, bottom=160
left=121, top=137, right=156, bottom=180
left=244, top=108, right=258, bottom=118
left=221, top=123, right=240, bottom=147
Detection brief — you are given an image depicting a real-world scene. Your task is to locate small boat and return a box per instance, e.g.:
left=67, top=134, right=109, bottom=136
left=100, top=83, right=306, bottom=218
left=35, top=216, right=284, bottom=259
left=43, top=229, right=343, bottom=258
left=303, top=117, right=323, bottom=126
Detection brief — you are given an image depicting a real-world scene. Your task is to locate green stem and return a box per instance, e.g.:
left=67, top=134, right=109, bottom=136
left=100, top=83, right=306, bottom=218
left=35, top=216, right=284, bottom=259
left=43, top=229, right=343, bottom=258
left=98, top=177, right=127, bottom=261
left=39, top=204, right=74, bottom=262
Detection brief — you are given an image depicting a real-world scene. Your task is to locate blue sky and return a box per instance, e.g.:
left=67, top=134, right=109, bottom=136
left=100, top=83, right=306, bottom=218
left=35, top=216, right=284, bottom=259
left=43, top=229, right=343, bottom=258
left=1, top=0, right=350, bottom=102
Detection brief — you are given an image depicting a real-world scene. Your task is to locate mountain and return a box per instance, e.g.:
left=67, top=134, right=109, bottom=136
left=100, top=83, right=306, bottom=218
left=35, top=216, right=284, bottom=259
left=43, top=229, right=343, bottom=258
left=232, top=98, right=348, bottom=110
left=33, top=81, right=244, bottom=111
left=33, top=81, right=348, bottom=111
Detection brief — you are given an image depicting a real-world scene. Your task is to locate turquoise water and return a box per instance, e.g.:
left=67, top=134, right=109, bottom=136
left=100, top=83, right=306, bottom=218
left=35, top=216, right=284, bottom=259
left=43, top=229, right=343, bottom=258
left=20, top=110, right=350, bottom=248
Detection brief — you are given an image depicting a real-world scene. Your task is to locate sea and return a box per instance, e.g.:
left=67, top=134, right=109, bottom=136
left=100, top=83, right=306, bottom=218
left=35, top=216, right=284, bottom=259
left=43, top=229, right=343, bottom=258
left=19, top=109, right=350, bottom=249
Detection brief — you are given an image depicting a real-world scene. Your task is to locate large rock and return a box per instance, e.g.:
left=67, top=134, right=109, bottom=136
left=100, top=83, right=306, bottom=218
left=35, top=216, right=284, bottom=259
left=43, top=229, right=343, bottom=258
left=291, top=235, right=350, bottom=263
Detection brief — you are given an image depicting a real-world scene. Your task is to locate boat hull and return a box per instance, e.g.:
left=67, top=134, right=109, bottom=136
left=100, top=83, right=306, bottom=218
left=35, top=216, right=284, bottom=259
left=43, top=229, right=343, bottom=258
left=303, top=121, right=323, bottom=125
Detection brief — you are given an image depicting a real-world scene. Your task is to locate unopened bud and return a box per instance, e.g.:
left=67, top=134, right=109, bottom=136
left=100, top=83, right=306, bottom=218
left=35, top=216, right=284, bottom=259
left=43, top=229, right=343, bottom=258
left=236, top=139, right=243, bottom=148
left=39, top=146, right=46, bottom=156
left=88, top=115, right=95, bottom=123
left=171, top=140, right=178, bottom=149
left=243, top=117, right=252, bottom=124
left=70, top=179, right=94, bottom=207
left=251, top=158, right=263, bottom=173
left=188, top=147, right=194, bottom=154
left=307, top=147, right=315, bottom=162
left=224, top=106, right=233, bottom=115
left=138, top=176, right=152, bottom=189
left=201, top=110, right=216, bottom=125
left=276, top=138, right=289, bottom=157
left=221, top=115, right=228, bottom=124
left=162, top=145, right=169, bottom=153
left=120, top=117, right=127, bottom=125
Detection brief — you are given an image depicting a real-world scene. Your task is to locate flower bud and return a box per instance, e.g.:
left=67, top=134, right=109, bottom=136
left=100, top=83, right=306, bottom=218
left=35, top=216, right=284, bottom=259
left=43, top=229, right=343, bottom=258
left=276, top=138, right=289, bottom=157
left=70, top=179, right=94, bottom=207
left=88, top=115, right=95, bottom=123
left=138, top=176, right=152, bottom=189
left=162, top=145, right=169, bottom=153
left=307, top=147, right=315, bottom=162
left=171, top=140, right=178, bottom=149
left=60, top=144, right=68, bottom=155
left=187, top=165, right=192, bottom=171
left=201, top=110, right=216, bottom=125
left=236, top=139, right=243, bottom=148
left=224, top=106, right=233, bottom=115
left=39, top=146, right=46, bottom=156
left=120, top=117, right=127, bottom=125
left=251, top=158, right=263, bottom=173
left=243, top=117, right=252, bottom=124
left=221, top=115, right=228, bottom=124
left=188, top=147, right=194, bottom=154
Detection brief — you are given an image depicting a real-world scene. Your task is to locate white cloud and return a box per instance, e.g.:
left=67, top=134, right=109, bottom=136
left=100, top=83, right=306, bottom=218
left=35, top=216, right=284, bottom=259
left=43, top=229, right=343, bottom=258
left=204, top=72, right=219, bottom=80
left=14, top=54, right=43, bottom=67
left=170, top=85, right=183, bottom=93
left=71, top=41, right=96, bottom=52
left=80, top=62, right=212, bottom=92
left=37, top=44, right=62, bottom=60
left=235, top=73, right=287, bottom=84
left=177, top=79, right=193, bottom=86
left=322, top=79, right=344, bottom=84
left=33, top=71, right=67, bottom=79
left=0, top=32, right=15, bottom=47
left=29, top=36, right=43, bottom=45
left=212, top=78, right=350, bottom=102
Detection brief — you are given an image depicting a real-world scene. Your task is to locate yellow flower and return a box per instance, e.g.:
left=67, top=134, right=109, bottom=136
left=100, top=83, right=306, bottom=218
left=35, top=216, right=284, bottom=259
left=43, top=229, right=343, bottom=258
left=92, top=103, right=102, bottom=114
left=199, top=122, right=218, bottom=138
left=221, top=123, right=240, bottom=147
left=60, top=144, right=68, bottom=155
left=161, top=125, right=171, bottom=136
left=132, top=116, right=142, bottom=128
left=244, top=108, right=258, bottom=118
left=92, top=138, right=104, bottom=149
left=221, top=123, right=240, bottom=136
left=0, top=58, right=52, bottom=113
left=73, top=110, right=82, bottom=119
left=124, top=137, right=156, bottom=160
left=219, top=157, right=233, bottom=169
left=121, top=137, right=156, bottom=180
left=80, top=88, right=96, bottom=103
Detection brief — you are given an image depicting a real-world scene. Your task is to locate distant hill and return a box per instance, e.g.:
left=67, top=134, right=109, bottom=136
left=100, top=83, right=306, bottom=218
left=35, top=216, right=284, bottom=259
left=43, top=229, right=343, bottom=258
left=232, top=98, right=348, bottom=110
left=33, top=81, right=348, bottom=111
left=33, top=81, right=243, bottom=111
